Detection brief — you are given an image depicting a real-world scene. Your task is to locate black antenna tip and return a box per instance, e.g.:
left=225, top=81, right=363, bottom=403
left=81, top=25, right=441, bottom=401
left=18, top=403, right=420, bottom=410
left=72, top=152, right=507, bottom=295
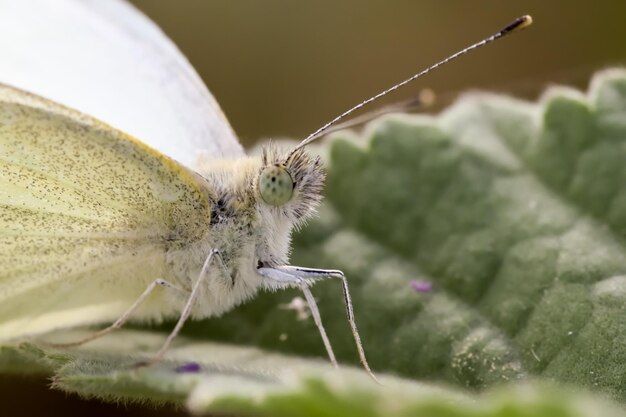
left=502, top=15, right=533, bottom=35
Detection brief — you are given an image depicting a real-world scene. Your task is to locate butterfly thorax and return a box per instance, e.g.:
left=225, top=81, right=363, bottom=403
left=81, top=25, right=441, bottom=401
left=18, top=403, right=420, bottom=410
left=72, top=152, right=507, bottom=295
left=165, top=145, right=324, bottom=319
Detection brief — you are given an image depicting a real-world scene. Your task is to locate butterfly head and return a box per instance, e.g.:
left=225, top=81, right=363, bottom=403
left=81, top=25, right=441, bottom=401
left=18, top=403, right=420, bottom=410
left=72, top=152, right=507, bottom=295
left=256, top=142, right=325, bottom=228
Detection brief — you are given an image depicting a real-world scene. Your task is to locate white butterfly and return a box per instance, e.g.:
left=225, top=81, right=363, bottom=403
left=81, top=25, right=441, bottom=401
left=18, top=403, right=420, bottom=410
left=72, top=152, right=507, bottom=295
left=0, top=0, right=376, bottom=380
left=0, top=0, right=530, bottom=383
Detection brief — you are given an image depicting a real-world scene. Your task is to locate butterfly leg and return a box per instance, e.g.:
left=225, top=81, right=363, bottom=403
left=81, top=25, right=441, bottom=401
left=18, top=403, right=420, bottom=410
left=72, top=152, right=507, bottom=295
left=257, top=265, right=379, bottom=383
left=138, top=248, right=228, bottom=366
left=49, top=278, right=188, bottom=348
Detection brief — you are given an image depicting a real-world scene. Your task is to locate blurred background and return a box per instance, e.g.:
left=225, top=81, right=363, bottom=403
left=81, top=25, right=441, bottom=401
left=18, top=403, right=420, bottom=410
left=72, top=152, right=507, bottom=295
left=4, top=1, right=626, bottom=416
left=129, top=0, right=626, bottom=148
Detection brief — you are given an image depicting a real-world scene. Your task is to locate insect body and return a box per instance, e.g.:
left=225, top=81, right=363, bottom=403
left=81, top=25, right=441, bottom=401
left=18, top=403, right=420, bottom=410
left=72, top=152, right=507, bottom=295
left=0, top=0, right=531, bottom=383
left=0, top=84, right=367, bottom=375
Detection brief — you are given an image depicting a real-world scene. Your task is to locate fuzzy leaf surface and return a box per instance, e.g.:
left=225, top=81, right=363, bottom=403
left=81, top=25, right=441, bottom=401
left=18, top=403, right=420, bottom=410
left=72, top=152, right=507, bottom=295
left=2, top=70, right=626, bottom=414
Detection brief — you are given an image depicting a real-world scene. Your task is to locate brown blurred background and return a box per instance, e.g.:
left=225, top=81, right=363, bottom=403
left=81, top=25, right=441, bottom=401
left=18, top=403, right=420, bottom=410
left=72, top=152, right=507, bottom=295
left=6, top=1, right=626, bottom=416
left=131, top=0, right=626, bottom=147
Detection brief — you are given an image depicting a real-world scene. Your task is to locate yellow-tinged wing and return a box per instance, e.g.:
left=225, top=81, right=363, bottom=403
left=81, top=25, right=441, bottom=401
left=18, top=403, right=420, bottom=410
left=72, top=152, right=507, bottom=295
left=0, top=84, right=212, bottom=341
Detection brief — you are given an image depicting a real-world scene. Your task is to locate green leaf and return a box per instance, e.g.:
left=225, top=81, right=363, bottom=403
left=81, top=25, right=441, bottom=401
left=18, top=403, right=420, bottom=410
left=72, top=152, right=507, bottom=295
left=3, top=69, right=626, bottom=415
left=321, top=69, right=626, bottom=396
left=182, top=69, right=626, bottom=400
left=319, top=69, right=626, bottom=396
left=2, top=330, right=624, bottom=417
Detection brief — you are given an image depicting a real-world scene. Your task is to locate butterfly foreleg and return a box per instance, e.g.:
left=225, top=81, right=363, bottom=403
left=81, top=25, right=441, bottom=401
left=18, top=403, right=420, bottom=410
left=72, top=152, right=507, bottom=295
left=257, top=265, right=379, bottom=383
left=49, top=278, right=188, bottom=348
left=258, top=266, right=338, bottom=367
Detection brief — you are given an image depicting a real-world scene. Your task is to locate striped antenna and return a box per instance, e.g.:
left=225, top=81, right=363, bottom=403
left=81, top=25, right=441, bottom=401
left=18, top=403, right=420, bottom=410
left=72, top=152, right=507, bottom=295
left=293, top=15, right=532, bottom=151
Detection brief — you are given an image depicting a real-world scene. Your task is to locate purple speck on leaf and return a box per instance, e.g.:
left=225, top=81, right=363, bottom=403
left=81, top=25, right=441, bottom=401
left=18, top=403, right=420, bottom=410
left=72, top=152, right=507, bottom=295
left=175, top=362, right=201, bottom=373
left=410, top=280, right=433, bottom=293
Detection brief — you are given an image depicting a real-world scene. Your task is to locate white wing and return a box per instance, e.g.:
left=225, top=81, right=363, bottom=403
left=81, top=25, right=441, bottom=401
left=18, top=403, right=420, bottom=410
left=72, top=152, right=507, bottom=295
left=0, top=84, right=212, bottom=340
left=0, top=0, right=244, bottom=167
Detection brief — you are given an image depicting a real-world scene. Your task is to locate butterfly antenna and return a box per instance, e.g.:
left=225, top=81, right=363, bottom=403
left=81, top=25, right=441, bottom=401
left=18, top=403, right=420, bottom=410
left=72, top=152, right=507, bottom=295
left=316, top=88, right=435, bottom=137
left=293, top=14, right=532, bottom=151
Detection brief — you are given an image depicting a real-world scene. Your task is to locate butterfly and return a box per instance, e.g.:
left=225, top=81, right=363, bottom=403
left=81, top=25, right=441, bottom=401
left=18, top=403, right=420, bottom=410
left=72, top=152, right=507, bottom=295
left=0, top=0, right=377, bottom=380
left=0, top=0, right=531, bottom=383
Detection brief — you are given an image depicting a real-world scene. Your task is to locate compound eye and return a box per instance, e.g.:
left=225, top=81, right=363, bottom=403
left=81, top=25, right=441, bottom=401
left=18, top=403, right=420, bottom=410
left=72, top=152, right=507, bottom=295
left=259, top=165, right=294, bottom=206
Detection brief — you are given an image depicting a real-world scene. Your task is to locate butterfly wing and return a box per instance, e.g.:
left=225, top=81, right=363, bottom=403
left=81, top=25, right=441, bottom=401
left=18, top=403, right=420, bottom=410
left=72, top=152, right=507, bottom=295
left=0, top=84, right=212, bottom=341
left=0, top=0, right=244, bottom=167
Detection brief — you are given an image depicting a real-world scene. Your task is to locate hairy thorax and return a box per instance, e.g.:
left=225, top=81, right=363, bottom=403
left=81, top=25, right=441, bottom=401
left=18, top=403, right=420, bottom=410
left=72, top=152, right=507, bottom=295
left=164, top=157, right=268, bottom=319
left=165, top=219, right=263, bottom=319
left=162, top=146, right=319, bottom=320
